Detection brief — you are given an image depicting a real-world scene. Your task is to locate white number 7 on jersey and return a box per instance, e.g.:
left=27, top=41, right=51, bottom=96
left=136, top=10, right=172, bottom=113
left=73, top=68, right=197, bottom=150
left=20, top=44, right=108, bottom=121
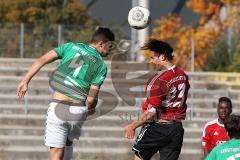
left=68, top=53, right=84, bottom=78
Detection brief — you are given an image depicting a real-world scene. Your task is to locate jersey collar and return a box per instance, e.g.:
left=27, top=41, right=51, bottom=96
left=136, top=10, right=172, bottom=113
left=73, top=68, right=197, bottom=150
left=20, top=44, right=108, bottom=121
left=217, top=119, right=224, bottom=127
left=168, top=65, right=176, bottom=70
left=86, top=45, right=102, bottom=59
left=89, top=45, right=97, bottom=51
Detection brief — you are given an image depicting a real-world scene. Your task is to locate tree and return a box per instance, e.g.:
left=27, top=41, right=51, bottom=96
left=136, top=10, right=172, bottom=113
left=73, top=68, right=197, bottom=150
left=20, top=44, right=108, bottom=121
left=0, top=0, right=96, bottom=25
left=203, top=39, right=231, bottom=72
left=0, top=0, right=100, bottom=57
left=144, top=0, right=240, bottom=71
left=229, top=46, right=240, bottom=71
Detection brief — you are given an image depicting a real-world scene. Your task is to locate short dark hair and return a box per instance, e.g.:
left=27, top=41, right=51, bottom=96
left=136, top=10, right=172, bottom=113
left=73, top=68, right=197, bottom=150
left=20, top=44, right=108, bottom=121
left=218, top=97, right=232, bottom=110
left=224, top=114, right=240, bottom=139
left=91, top=27, right=115, bottom=43
left=141, top=39, right=174, bottom=60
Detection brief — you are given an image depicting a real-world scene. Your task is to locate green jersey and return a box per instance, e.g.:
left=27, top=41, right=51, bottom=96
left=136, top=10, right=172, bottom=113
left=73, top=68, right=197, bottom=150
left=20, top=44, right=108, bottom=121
left=205, top=139, right=240, bottom=160
left=49, top=42, right=107, bottom=101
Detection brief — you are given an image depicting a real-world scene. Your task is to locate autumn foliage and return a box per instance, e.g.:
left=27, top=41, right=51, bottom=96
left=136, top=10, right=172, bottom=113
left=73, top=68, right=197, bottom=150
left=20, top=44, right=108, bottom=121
left=145, top=0, right=240, bottom=71
left=0, top=0, right=102, bottom=57
left=0, top=0, right=96, bottom=25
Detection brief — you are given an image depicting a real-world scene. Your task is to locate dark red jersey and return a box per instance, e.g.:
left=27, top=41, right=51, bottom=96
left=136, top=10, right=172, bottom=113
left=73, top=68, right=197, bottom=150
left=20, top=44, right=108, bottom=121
left=142, top=65, right=190, bottom=121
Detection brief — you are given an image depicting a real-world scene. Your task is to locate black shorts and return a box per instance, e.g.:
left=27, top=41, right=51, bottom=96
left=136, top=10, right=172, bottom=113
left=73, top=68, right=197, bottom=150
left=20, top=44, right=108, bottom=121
left=132, top=122, right=184, bottom=160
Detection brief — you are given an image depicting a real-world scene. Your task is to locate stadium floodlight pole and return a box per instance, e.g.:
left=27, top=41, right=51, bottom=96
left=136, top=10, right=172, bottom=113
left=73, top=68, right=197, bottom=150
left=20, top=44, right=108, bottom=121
left=220, top=5, right=232, bottom=60
left=20, top=23, right=24, bottom=58
left=130, top=0, right=138, bottom=61
left=130, top=0, right=150, bottom=61
left=58, top=24, right=63, bottom=46
left=191, top=38, right=195, bottom=72
left=190, top=38, right=195, bottom=120
left=227, top=7, right=233, bottom=60
left=62, top=0, right=68, bottom=6
left=137, top=0, right=149, bottom=62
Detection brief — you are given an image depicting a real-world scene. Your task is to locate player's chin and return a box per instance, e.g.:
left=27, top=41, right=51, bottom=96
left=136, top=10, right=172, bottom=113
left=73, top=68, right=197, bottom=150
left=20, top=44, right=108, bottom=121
left=220, top=114, right=227, bottom=119
left=149, top=59, right=156, bottom=64
left=102, top=53, right=109, bottom=57
left=101, top=54, right=107, bottom=57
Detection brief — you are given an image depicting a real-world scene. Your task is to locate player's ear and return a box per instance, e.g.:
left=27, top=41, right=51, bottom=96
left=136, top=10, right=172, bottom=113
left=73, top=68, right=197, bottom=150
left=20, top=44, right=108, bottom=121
left=99, top=41, right=105, bottom=48
left=160, top=54, right=166, bottom=61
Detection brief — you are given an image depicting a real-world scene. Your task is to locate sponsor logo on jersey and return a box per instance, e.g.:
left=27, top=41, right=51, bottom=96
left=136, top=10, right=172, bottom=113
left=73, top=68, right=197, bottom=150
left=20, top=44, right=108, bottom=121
left=214, top=131, right=219, bottom=136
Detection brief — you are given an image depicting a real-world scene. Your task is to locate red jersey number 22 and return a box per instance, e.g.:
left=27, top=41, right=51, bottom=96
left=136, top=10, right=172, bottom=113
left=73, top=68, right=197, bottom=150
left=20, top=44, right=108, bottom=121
left=161, top=83, right=187, bottom=108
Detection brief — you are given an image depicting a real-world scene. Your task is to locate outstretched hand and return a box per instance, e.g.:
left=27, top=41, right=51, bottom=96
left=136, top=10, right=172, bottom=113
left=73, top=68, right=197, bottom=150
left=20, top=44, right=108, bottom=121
left=17, top=82, right=28, bottom=99
left=124, top=124, right=136, bottom=139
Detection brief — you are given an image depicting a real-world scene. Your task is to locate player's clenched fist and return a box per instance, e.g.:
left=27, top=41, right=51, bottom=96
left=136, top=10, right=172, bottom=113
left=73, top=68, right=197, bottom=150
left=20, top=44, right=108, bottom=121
left=124, top=124, right=136, bottom=139
left=17, top=81, right=28, bottom=99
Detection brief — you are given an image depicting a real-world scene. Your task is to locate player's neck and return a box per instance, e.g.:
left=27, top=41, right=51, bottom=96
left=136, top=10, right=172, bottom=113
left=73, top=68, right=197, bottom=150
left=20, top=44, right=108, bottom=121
left=89, top=44, right=98, bottom=51
left=218, top=118, right=225, bottom=124
left=164, top=62, right=175, bottom=70
left=89, top=43, right=104, bottom=56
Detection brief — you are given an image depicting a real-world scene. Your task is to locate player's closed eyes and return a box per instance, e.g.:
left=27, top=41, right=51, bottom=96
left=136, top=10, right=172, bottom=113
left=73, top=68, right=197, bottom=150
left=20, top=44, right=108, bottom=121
left=108, top=42, right=116, bottom=50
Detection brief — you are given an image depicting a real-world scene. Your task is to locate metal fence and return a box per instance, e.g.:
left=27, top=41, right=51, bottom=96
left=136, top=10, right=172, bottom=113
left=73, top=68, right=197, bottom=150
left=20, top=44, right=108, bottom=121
left=0, top=23, right=97, bottom=58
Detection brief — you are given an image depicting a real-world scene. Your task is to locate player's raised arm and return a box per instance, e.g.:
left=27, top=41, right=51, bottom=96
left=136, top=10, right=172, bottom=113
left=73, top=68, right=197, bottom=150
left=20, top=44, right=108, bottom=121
left=17, top=50, right=59, bottom=98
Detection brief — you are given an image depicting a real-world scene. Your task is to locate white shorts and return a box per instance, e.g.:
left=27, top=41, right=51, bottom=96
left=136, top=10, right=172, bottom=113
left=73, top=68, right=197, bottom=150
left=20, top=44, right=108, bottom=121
left=44, top=100, right=88, bottom=148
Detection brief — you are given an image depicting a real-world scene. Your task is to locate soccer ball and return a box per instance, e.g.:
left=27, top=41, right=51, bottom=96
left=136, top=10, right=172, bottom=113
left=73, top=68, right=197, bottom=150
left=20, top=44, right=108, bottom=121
left=128, top=6, right=150, bottom=30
